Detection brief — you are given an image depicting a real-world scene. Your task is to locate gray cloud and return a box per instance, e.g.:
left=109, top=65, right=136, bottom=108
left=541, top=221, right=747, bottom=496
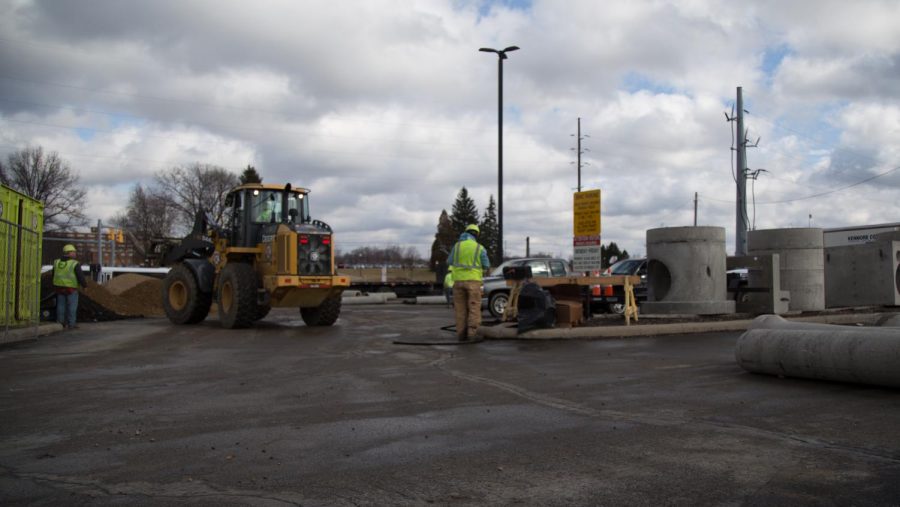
left=1, top=0, right=898, bottom=258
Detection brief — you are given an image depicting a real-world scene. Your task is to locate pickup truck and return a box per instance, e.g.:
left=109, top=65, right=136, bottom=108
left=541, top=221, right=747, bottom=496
left=481, top=257, right=573, bottom=318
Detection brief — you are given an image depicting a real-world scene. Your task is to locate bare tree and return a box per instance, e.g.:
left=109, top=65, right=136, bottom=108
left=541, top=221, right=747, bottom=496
left=154, top=163, right=239, bottom=232
left=0, top=146, right=87, bottom=231
left=403, top=246, right=423, bottom=268
left=107, top=210, right=129, bottom=229
left=116, top=184, right=176, bottom=249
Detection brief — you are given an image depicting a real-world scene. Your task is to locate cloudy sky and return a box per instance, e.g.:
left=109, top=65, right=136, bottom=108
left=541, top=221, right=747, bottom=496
left=2, top=0, right=898, bottom=259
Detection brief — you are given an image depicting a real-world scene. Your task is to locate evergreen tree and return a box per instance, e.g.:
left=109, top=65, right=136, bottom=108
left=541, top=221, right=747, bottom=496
left=449, top=187, right=479, bottom=237
left=239, top=165, right=262, bottom=184
left=601, top=241, right=630, bottom=268
left=429, top=210, right=457, bottom=279
left=479, top=194, right=500, bottom=265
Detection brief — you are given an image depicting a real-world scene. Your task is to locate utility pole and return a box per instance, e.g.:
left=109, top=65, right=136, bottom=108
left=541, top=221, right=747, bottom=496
left=735, top=87, right=748, bottom=255
left=576, top=118, right=582, bottom=192
left=693, top=191, right=698, bottom=226
left=727, top=87, right=757, bottom=255
left=526, top=236, right=530, bottom=257
left=571, top=117, right=589, bottom=192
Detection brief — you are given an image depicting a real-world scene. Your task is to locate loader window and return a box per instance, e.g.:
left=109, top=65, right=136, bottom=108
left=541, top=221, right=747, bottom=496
left=251, top=190, right=281, bottom=223
left=288, top=192, right=310, bottom=223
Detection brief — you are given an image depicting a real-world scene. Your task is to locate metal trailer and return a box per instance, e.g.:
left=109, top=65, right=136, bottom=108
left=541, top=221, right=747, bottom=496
left=1, top=185, right=44, bottom=342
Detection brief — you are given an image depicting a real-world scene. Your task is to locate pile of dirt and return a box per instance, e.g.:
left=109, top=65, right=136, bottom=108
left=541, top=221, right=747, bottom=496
left=105, top=273, right=158, bottom=295
left=41, top=273, right=136, bottom=322
left=119, top=279, right=166, bottom=317
left=42, top=272, right=170, bottom=321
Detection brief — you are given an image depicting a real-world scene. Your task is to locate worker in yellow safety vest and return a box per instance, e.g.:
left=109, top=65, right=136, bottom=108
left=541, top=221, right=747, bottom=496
left=447, top=224, right=490, bottom=341
left=52, top=244, right=88, bottom=329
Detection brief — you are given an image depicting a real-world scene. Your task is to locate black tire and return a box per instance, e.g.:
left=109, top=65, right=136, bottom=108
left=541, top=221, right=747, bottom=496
left=162, top=263, right=212, bottom=324
left=488, top=291, right=509, bottom=319
left=217, top=263, right=258, bottom=329
left=254, top=304, right=271, bottom=321
left=300, top=295, right=342, bottom=326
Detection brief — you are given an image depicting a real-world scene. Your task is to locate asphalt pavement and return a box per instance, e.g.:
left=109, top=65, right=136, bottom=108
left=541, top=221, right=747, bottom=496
left=2, top=304, right=899, bottom=506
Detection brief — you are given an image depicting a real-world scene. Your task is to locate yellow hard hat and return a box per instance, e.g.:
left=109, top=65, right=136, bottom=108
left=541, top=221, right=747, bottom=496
left=465, top=224, right=480, bottom=235
left=63, top=244, right=76, bottom=253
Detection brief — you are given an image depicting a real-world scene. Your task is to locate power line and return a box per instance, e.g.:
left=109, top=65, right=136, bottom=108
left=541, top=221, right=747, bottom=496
left=755, top=165, right=900, bottom=203
left=700, top=164, right=900, bottom=205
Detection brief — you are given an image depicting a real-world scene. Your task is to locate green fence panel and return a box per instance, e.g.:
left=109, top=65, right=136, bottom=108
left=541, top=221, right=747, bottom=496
left=0, top=184, right=44, bottom=327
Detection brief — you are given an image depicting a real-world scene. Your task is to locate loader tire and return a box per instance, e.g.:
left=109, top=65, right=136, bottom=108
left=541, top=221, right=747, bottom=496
left=300, top=295, right=342, bottom=326
left=254, top=304, right=271, bottom=321
left=217, top=263, right=258, bottom=329
left=162, top=263, right=212, bottom=325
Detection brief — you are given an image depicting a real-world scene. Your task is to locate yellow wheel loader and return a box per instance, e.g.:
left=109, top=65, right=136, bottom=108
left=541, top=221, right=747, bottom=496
left=161, top=183, right=350, bottom=328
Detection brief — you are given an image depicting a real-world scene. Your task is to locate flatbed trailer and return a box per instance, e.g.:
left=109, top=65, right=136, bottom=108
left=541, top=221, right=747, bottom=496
left=349, top=281, right=440, bottom=298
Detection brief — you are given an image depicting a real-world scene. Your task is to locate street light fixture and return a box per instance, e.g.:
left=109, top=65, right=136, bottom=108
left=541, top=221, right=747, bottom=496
left=479, top=45, right=519, bottom=262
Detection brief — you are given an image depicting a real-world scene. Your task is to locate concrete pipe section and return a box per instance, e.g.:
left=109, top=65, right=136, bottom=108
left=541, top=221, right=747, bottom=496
left=749, top=314, right=878, bottom=332
left=748, top=228, right=824, bottom=311
left=642, top=226, right=735, bottom=315
left=736, top=315, right=900, bottom=388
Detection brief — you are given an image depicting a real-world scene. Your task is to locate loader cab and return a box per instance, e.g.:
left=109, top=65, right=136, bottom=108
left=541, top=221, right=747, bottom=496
left=224, top=184, right=311, bottom=247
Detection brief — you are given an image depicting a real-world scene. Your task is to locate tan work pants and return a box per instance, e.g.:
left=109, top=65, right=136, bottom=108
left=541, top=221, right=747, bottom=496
left=453, top=280, right=482, bottom=340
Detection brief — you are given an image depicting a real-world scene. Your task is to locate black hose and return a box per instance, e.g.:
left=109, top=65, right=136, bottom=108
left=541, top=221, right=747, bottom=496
left=392, top=323, right=484, bottom=345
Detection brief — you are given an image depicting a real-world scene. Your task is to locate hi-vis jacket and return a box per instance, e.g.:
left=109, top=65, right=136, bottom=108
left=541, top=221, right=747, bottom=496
left=447, top=232, right=490, bottom=282
left=52, top=257, right=87, bottom=291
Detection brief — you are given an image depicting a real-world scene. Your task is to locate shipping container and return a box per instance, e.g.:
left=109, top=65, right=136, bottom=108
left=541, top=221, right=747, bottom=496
left=0, top=184, right=44, bottom=329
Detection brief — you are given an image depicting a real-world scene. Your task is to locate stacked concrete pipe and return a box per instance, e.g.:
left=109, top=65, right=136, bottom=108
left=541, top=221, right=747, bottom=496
left=748, top=228, right=824, bottom=311
left=642, top=226, right=735, bottom=315
left=735, top=315, right=900, bottom=388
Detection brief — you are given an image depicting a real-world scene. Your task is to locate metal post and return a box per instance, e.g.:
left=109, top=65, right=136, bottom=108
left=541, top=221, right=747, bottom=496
left=3, top=218, right=12, bottom=337
left=97, top=219, right=103, bottom=266
left=497, top=55, right=504, bottom=262
left=29, top=227, right=39, bottom=337
left=480, top=46, right=518, bottom=263
left=735, top=87, right=748, bottom=255
left=526, top=236, right=530, bottom=257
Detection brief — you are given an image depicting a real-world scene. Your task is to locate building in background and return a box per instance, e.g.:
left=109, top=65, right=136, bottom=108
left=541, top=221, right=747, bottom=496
left=823, top=223, right=900, bottom=248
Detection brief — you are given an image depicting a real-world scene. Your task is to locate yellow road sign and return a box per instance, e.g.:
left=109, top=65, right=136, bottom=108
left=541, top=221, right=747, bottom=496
left=573, top=190, right=601, bottom=237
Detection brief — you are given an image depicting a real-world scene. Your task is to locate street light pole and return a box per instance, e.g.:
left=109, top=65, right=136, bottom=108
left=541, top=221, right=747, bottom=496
left=479, top=45, right=518, bottom=262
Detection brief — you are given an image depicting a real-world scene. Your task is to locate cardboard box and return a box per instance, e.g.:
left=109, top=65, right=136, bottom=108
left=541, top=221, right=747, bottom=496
left=555, top=300, right=583, bottom=328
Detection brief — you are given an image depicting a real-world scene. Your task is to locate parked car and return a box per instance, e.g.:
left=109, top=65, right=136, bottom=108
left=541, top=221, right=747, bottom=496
left=726, top=268, right=749, bottom=301
left=590, top=258, right=647, bottom=314
left=481, top=257, right=573, bottom=319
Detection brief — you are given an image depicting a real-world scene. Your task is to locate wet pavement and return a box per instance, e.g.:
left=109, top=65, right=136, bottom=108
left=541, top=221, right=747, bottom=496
left=2, top=304, right=899, bottom=506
